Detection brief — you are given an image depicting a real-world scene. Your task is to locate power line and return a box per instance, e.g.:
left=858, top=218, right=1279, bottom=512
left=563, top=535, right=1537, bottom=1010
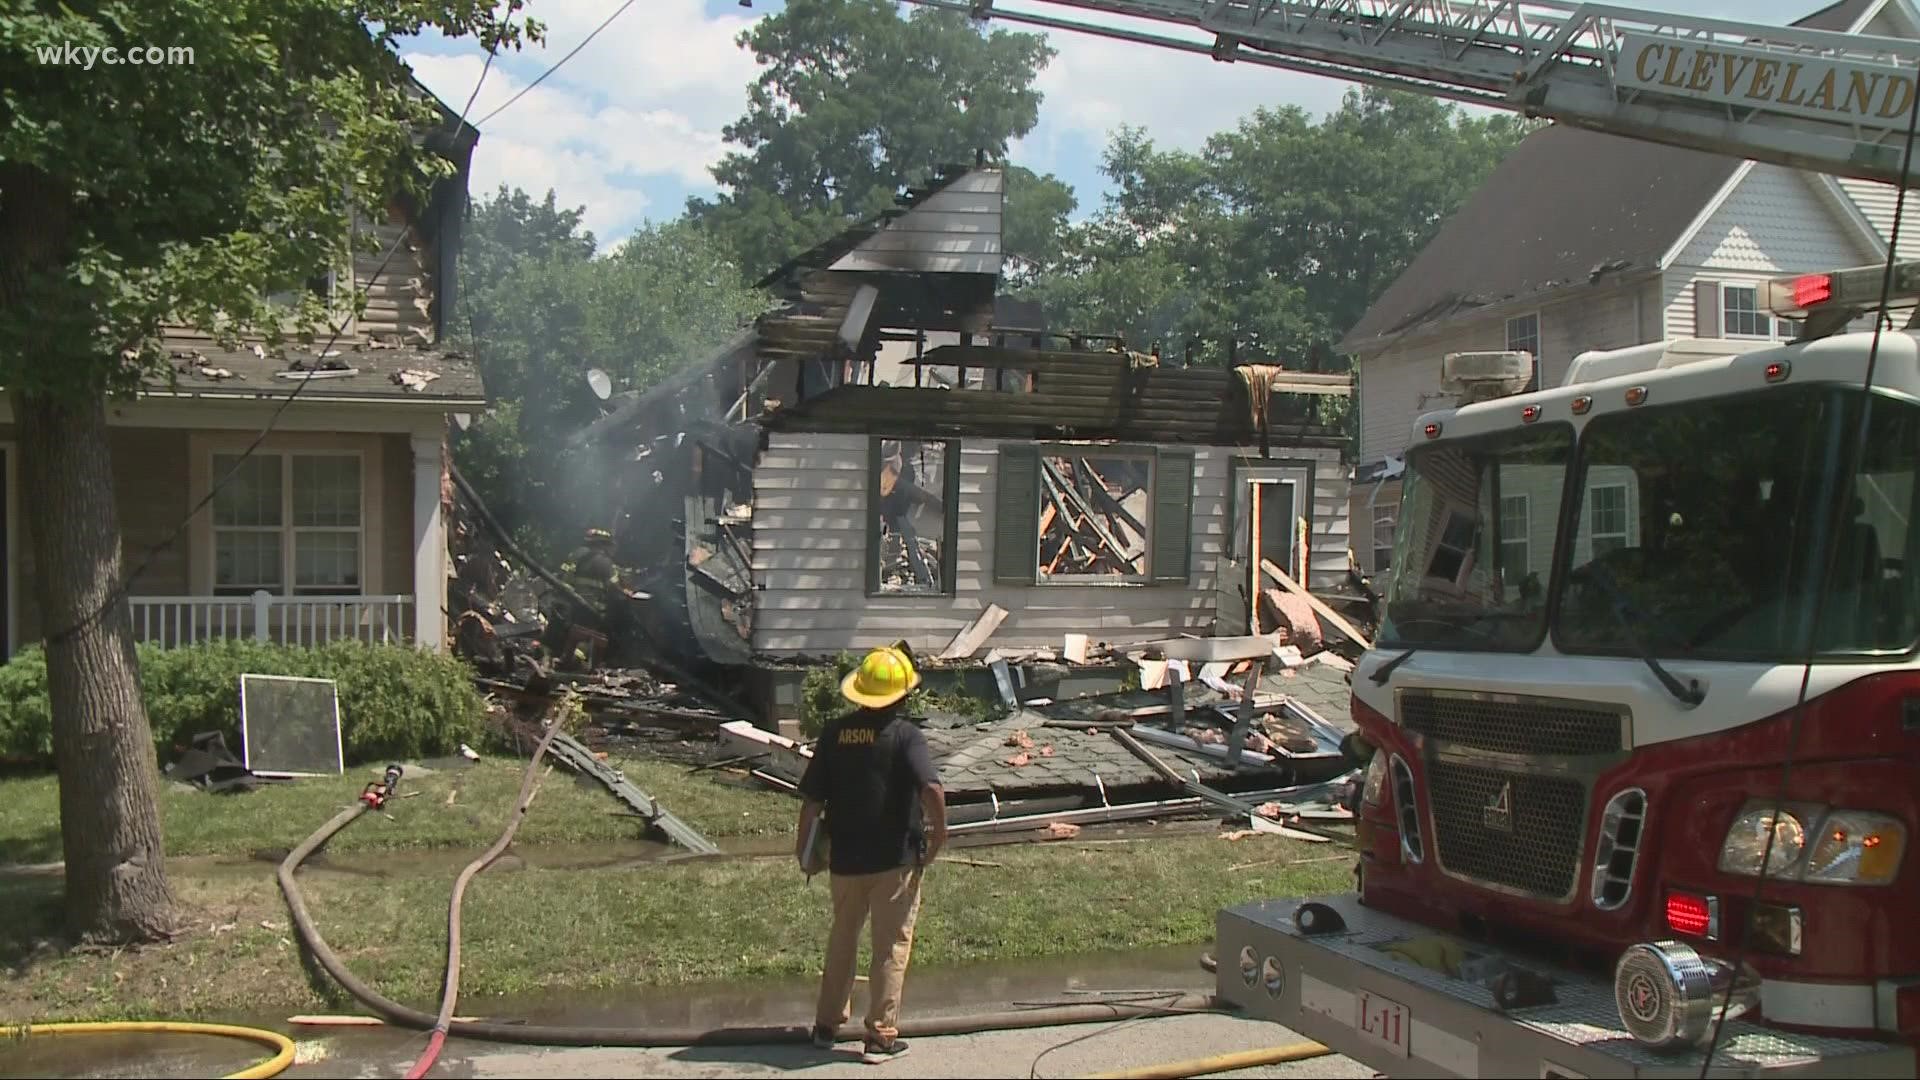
left=46, top=31, right=505, bottom=647
left=475, top=0, right=641, bottom=127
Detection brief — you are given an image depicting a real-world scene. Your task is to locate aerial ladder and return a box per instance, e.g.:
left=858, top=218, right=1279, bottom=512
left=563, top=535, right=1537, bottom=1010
left=907, top=0, right=1920, bottom=186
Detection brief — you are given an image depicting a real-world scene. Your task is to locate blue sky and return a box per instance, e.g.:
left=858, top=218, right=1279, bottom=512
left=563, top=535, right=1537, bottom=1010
left=401, top=0, right=1850, bottom=248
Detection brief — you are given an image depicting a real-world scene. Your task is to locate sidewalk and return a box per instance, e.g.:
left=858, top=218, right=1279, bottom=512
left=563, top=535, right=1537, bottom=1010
left=293, top=1013, right=1373, bottom=1079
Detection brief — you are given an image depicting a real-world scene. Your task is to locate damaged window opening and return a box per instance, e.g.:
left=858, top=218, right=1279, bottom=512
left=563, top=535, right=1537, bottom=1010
left=212, top=451, right=362, bottom=596
left=868, top=437, right=960, bottom=596
left=1037, top=453, right=1154, bottom=583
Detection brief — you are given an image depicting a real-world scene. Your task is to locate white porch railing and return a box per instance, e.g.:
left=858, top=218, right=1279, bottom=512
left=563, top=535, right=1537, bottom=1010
left=128, top=592, right=415, bottom=649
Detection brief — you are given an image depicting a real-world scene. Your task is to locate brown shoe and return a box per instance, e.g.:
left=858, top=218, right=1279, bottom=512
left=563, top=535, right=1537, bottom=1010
left=861, top=1037, right=910, bottom=1064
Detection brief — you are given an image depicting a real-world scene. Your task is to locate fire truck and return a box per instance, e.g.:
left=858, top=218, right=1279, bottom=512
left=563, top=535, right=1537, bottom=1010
left=908, top=1, right=1920, bottom=1074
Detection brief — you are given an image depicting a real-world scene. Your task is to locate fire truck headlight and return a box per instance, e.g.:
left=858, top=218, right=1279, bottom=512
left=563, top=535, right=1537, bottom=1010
left=1362, top=750, right=1388, bottom=807
left=1717, top=802, right=1808, bottom=878
left=1804, top=811, right=1906, bottom=886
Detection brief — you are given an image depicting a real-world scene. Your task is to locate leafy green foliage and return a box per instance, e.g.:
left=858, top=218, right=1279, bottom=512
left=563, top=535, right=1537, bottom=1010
left=450, top=193, right=770, bottom=555
left=0, top=1, right=538, bottom=390
left=0, top=642, right=485, bottom=767
left=689, top=0, right=1069, bottom=282
left=798, top=651, right=1004, bottom=738
left=1021, top=88, right=1532, bottom=387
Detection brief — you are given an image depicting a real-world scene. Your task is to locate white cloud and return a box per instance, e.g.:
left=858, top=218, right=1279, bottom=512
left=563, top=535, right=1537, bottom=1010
left=1023, top=16, right=1353, bottom=159
left=397, top=0, right=1840, bottom=246
left=402, top=0, right=763, bottom=244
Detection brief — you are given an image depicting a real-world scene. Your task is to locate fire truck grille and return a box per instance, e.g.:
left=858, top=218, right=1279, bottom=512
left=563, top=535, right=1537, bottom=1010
left=1400, top=692, right=1624, bottom=757
left=1427, top=762, right=1586, bottom=900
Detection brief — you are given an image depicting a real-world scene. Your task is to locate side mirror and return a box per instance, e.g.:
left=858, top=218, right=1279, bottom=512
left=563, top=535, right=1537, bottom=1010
left=1340, top=732, right=1375, bottom=767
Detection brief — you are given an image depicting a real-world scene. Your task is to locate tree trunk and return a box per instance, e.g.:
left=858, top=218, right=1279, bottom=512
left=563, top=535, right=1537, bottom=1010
left=15, top=389, right=177, bottom=944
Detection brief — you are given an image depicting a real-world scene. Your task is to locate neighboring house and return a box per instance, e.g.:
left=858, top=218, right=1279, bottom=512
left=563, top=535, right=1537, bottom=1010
left=1339, top=0, right=1917, bottom=574
left=560, top=164, right=1353, bottom=717
left=0, top=83, right=484, bottom=657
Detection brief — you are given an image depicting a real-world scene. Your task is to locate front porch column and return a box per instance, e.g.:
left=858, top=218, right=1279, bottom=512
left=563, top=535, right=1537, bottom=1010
left=411, top=431, right=448, bottom=651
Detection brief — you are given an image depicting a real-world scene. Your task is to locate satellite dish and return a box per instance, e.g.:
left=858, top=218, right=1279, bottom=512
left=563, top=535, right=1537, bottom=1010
left=586, top=368, right=613, bottom=400
left=453, top=412, right=473, bottom=431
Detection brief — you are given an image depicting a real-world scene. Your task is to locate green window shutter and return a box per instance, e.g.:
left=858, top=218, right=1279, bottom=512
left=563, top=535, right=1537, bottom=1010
left=1151, top=448, right=1195, bottom=585
left=994, top=444, right=1040, bottom=585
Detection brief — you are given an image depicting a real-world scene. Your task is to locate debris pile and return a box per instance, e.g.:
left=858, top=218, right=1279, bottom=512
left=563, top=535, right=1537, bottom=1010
left=1037, top=455, right=1150, bottom=580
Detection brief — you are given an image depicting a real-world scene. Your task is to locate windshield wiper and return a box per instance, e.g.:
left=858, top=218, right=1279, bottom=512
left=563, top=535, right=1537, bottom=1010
left=1369, top=648, right=1417, bottom=685
left=1582, top=564, right=1706, bottom=707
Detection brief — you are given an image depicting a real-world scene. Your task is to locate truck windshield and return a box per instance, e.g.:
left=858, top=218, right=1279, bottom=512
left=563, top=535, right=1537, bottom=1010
left=1377, top=424, right=1572, bottom=651
left=1555, top=385, right=1920, bottom=659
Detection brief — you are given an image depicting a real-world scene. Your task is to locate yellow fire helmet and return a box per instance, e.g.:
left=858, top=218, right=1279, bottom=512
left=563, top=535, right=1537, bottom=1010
left=840, top=646, right=922, bottom=710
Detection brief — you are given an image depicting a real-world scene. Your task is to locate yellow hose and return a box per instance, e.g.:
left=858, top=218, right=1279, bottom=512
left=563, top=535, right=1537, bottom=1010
left=1075, top=1040, right=1332, bottom=1079
left=1, top=1021, right=296, bottom=1079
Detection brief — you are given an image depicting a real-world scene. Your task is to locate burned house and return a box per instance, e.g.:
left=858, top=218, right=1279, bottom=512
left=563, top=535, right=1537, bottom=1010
left=562, top=164, right=1356, bottom=718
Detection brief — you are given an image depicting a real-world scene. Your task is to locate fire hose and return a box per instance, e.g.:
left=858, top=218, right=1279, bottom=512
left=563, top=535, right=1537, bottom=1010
left=277, top=754, right=1225, bottom=1058
left=0, top=1022, right=295, bottom=1079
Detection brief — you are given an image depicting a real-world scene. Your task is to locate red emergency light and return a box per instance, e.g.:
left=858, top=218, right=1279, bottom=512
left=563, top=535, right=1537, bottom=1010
left=1665, top=891, right=1719, bottom=938
left=1793, top=273, right=1834, bottom=309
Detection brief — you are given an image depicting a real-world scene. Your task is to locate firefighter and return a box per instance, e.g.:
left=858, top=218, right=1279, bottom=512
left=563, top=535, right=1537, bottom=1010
left=542, top=527, right=625, bottom=664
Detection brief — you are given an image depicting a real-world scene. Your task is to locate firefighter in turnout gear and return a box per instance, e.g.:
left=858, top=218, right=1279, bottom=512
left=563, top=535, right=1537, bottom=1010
left=542, top=527, right=630, bottom=667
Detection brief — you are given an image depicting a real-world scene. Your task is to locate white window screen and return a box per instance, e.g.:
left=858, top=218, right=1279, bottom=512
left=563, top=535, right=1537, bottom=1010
left=213, top=452, right=362, bottom=595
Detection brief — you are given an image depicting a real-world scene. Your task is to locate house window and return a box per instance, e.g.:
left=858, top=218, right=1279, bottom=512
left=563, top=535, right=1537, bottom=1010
left=1588, top=483, right=1630, bottom=557
left=212, top=451, right=363, bottom=596
left=1372, top=504, right=1397, bottom=573
left=1506, top=313, right=1540, bottom=358
left=1721, top=283, right=1800, bottom=340
left=1507, top=312, right=1540, bottom=390
left=1037, top=453, right=1155, bottom=581
left=1498, top=493, right=1530, bottom=583
left=993, top=444, right=1194, bottom=586
left=868, top=437, right=958, bottom=595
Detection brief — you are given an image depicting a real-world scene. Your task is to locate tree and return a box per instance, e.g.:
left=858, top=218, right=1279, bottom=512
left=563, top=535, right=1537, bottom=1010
left=461, top=185, right=597, bottom=313
left=689, top=0, right=1071, bottom=282
left=0, top=0, right=533, bottom=944
left=1024, top=89, right=1531, bottom=373
left=452, top=206, right=769, bottom=557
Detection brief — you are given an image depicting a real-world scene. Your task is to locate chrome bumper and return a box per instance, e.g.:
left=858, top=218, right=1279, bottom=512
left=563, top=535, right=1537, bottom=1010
left=1214, top=894, right=1911, bottom=1078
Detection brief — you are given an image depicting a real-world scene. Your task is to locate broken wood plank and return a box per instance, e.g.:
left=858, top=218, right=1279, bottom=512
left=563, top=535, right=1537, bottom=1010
left=719, top=719, right=813, bottom=781
left=939, top=603, right=1008, bottom=660
left=1260, top=559, right=1373, bottom=650
left=1147, top=633, right=1287, bottom=663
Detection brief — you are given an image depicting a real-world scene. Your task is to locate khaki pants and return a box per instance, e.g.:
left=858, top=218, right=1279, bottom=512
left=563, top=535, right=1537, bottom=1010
left=814, top=865, right=924, bottom=1042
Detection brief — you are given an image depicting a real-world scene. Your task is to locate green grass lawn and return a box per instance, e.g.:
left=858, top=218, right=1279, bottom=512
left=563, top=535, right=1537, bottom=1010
left=0, top=833, right=1351, bottom=1022
left=0, top=753, right=793, bottom=866
left=0, top=746, right=1355, bottom=1023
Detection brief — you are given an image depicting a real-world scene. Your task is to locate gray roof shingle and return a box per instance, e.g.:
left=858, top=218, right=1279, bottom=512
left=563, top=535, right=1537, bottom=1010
left=147, top=342, right=485, bottom=404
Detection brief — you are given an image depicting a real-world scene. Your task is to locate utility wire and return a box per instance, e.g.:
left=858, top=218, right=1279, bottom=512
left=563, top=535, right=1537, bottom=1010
left=1696, top=59, right=1920, bottom=1078
left=474, top=0, right=641, bottom=128
left=45, top=33, right=504, bottom=647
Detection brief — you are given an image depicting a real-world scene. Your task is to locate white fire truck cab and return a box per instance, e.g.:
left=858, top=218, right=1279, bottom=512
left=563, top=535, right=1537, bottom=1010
left=1212, top=263, right=1920, bottom=1076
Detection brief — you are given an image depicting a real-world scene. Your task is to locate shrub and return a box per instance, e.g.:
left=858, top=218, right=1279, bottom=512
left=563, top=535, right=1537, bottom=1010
left=0, top=640, right=485, bottom=768
left=797, top=650, right=1005, bottom=738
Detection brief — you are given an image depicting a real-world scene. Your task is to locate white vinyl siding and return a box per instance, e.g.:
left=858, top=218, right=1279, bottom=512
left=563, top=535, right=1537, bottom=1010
left=749, top=433, right=1348, bottom=655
